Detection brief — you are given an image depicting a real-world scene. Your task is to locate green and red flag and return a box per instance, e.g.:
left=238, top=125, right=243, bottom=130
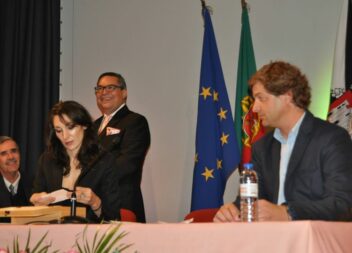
left=234, top=3, right=265, bottom=165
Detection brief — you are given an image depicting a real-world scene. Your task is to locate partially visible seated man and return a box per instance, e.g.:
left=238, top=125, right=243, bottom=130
left=214, top=61, right=352, bottom=222
left=0, top=136, right=30, bottom=222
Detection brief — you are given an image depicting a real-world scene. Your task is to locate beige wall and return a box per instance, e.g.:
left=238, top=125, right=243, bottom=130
left=60, top=0, right=344, bottom=222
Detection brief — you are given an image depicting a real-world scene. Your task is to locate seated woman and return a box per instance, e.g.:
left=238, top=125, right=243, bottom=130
left=30, top=101, right=121, bottom=222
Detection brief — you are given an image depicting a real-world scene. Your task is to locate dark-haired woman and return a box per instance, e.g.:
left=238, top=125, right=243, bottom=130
left=30, top=101, right=120, bottom=222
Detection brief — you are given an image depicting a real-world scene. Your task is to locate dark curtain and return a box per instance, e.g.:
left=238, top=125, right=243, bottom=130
left=0, top=0, right=60, bottom=188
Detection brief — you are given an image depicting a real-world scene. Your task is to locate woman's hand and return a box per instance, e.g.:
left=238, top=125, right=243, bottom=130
left=75, top=186, right=102, bottom=212
left=30, top=192, right=55, bottom=206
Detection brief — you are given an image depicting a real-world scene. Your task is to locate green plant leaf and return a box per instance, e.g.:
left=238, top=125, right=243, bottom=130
left=82, top=225, right=91, bottom=253
left=75, top=223, right=131, bottom=253
left=25, top=229, right=31, bottom=252
left=92, top=228, right=105, bottom=253
left=103, top=231, right=130, bottom=253
left=31, top=231, right=49, bottom=253
left=37, top=243, right=52, bottom=253
left=91, top=227, right=99, bottom=252
left=95, top=226, right=119, bottom=253
left=5, top=222, right=132, bottom=253
left=116, top=243, right=133, bottom=252
left=13, top=236, right=19, bottom=253
left=76, top=238, right=84, bottom=253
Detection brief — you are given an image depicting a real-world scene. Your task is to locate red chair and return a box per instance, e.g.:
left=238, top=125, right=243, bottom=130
left=120, top=208, right=137, bottom=222
left=184, top=208, right=219, bottom=223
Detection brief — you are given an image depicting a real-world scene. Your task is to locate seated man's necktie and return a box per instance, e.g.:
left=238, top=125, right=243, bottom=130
left=9, top=184, right=15, bottom=196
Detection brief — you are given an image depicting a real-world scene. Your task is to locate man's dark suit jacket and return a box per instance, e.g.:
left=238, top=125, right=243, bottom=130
left=93, top=105, right=150, bottom=222
left=0, top=176, right=30, bottom=208
left=251, top=111, right=352, bottom=220
left=32, top=152, right=121, bottom=222
left=0, top=175, right=31, bottom=222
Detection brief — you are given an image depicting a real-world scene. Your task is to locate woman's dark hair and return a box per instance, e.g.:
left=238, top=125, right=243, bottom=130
left=47, top=100, right=100, bottom=175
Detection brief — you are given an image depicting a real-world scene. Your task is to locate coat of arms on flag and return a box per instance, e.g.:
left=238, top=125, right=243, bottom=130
left=328, top=0, right=352, bottom=139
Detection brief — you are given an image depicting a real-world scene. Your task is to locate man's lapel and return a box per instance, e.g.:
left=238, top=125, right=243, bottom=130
left=97, top=105, right=129, bottom=138
left=270, top=138, right=281, bottom=203
left=0, top=178, right=11, bottom=206
left=98, top=106, right=129, bottom=149
left=286, top=112, right=314, bottom=179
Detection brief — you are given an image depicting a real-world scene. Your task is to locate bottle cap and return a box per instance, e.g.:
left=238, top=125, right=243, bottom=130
left=243, top=163, right=253, bottom=170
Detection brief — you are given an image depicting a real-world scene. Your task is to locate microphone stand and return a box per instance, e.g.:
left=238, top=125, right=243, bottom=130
left=60, top=191, right=88, bottom=224
left=70, top=191, right=77, bottom=216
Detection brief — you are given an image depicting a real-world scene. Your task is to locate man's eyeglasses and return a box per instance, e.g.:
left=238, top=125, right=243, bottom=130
left=94, top=85, right=124, bottom=93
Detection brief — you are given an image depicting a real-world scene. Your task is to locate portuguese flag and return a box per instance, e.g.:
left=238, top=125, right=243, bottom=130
left=234, top=3, right=265, bottom=165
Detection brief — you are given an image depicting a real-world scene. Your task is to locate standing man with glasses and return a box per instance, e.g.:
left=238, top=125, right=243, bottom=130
left=93, top=72, right=150, bottom=222
left=0, top=136, right=30, bottom=211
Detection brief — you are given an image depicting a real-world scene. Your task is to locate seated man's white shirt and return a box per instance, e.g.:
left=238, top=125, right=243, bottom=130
left=274, top=112, right=305, bottom=205
left=3, top=172, right=20, bottom=194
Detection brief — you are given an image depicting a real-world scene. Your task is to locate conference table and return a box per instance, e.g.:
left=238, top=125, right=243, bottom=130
left=0, top=221, right=351, bottom=252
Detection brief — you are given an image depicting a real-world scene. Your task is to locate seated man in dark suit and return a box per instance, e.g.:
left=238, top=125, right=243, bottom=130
left=93, top=72, right=151, bottom=222
left=0, top=136, right=30, bottom=221
left=214, top=61, right=352, bottom=222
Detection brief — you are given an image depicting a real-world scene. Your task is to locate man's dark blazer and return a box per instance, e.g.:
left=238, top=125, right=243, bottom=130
left=32, top=152, right=121, bottom=222
left=251, top=111, right=352, bottom=220
left=0, top=175, right=30, bottom=208
left=93, top=105, right=150, bottom=222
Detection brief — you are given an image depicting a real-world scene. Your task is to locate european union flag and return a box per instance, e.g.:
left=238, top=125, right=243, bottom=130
left=191, top=5, right=241, bottom=211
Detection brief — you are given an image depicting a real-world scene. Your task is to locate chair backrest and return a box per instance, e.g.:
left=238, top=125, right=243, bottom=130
left=184, top=208, right=219, bottom=223
left=120, top=208, right=137, bottom=222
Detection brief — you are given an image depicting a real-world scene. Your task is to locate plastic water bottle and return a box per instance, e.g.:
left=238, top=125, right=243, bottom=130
left=240, top=163, right=258, bottom=222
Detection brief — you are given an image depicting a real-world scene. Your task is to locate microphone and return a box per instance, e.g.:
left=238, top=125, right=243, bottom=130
left=70, top=191, right=77, bottom=216
left=60, top=190, right=88, bottom=224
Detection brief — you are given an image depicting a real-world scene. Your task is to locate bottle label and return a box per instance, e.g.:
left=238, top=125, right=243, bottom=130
left=240, top=183, right=258, bottom=197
